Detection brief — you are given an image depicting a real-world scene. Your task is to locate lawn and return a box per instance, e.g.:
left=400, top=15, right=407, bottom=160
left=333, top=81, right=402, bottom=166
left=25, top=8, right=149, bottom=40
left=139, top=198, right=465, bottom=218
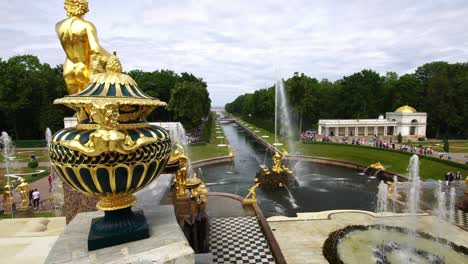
left=0, top=166, right=49, bottom=191
left=296, top=143, right=467, bottom=181
left=187, top=119, right=230, bottom=161
left=407, top=141, right=468, bottom=153
left=11, top=149, right=50, bottom=162
left=0, top=211, right=54, bottom=219
left=236, top=118, right=467, bottom=181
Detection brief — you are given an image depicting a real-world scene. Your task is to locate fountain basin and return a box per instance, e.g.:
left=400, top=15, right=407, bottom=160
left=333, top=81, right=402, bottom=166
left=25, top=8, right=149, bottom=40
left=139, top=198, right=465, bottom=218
left=323, top=225, right=468, bottom=264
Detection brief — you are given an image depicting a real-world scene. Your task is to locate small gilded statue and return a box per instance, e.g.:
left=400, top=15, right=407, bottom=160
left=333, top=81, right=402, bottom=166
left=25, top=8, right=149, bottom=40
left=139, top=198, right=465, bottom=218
left=15, top=178, right=30, bottom=209
left=176, top=156, right=189, bottom=197
left=2, top=184, right=14, bottom=207
left=56, top=0, right=111, bottom=94
left=272, top=152, right=283, bottom=173
left=243, top=181, right=260, bottom=204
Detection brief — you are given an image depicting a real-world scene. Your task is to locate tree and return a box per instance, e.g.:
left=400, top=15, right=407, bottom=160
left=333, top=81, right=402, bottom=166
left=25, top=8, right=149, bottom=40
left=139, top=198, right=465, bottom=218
left=168, top=81, right=211, bottom=130
left=443, top=138, right=449, bottom=152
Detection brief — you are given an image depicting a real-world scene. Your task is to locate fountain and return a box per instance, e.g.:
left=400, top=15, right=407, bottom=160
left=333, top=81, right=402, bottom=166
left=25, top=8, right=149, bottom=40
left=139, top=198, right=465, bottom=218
left=322, top=154, right=468, bottom=263
left=448, top=187, right=456, bottom=224
left=255, top=152, right=296, bottom=189
left=1, top=132, right=16, bottom=215
left=273, top=79, right=295, bottom=154
left=376, top=181, right=388, bottom=213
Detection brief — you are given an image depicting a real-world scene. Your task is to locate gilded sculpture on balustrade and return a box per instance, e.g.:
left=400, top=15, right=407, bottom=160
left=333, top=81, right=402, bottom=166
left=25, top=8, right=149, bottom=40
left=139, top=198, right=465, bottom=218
left=56, top=0, right=111, bottom=95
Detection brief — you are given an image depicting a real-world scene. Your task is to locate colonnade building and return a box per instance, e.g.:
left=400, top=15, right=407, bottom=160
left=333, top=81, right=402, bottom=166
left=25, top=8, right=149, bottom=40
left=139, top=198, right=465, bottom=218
left=318, top=105, right=427, bottom=139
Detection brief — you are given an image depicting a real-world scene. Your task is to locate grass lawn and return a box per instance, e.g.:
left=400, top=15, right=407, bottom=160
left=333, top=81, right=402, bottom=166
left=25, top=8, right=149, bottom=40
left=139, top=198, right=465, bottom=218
left=0, top=166, right=49, bottom=191
left=0, top=211, right=54, bottom=219
left=11, top=149, right=50, bottom=162
left=187, top=120, right=230, bottom=161
left=296, top=143, right=467, bottom=181
left=407, top=141, right=468, bottom=153
left=236, top=118, right=467, bottom=181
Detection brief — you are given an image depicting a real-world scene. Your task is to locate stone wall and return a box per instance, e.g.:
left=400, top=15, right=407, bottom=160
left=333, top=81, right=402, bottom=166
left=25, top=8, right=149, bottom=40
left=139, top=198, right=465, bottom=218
left=63, top=184, right=98, bottom=224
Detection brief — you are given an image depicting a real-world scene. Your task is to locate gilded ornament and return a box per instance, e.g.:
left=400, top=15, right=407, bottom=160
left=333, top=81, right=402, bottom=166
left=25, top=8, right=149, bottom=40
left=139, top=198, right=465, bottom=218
left=57, top=0, right=111, bottom=94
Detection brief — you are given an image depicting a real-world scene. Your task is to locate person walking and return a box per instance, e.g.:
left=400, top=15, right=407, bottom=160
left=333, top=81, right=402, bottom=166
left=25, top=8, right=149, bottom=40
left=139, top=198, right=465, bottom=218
left=32, top=189, right=40, bottom=210
left=445, top=171, right=452, bottom=186
left=455, top=171, right=463, bottom=185
left=48, top=173, right=53, bottom=192
left=28, top=189, right=34, bottom=206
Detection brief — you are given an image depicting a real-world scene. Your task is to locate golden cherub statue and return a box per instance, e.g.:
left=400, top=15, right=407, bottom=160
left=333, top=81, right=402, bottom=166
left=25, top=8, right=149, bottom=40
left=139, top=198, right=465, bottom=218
left=176, top=155, right=188, bottom=197
left=272, top=151, right=283, bottom=173
left=56, top=0, right=112, bottom=94
left=2, top=184, right=14, bottom=207
left=15, top=178, right=30, bottom=209
left=243, top=180, right=260, bottom=204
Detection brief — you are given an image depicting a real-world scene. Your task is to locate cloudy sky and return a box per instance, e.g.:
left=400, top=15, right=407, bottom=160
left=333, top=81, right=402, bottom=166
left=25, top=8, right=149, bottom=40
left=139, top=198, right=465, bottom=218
left=1, top=0, right=468, bottom=106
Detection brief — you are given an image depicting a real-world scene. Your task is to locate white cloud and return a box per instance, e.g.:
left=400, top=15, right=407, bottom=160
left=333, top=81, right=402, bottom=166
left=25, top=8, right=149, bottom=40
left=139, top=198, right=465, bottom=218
left=1, top=0, right=468, bottom=106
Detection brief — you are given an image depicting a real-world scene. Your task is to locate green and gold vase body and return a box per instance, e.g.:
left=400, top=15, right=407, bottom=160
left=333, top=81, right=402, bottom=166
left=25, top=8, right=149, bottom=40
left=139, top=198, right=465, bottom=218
left=48, top=55, right=172, bottom=250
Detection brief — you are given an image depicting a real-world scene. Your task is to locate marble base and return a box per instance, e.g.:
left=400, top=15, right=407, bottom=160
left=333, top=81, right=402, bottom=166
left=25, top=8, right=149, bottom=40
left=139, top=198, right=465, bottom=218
left=45, top=205, right=194, bottom=264
left=15, top=207, right=34, bottom=218
left=458, top=193, right=468, bottom=212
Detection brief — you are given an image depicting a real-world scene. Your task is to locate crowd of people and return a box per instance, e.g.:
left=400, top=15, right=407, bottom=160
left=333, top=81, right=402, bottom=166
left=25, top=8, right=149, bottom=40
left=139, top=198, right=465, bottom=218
left=445, top=171, right=464, bottom=186
left=187, top=128, right=201, bottom=143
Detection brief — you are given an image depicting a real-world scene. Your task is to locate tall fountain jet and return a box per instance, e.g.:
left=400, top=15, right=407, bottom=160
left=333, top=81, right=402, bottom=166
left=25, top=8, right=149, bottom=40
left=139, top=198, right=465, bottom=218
left=273, top=79, right=295, bottom=154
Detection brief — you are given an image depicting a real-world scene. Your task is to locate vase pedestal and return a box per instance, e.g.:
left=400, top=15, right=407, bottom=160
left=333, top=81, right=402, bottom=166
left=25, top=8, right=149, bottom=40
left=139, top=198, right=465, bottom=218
left=88, top=207, right=150, bottom=251
left=45, top=205, right=194, bottom=264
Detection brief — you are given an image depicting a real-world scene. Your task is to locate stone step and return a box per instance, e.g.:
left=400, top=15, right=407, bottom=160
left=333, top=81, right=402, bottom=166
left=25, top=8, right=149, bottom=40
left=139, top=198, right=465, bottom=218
left=195, top=253, right=213, bottom=264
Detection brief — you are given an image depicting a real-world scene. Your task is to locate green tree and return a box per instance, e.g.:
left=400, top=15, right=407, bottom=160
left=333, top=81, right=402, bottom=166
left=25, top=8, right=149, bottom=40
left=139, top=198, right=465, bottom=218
left=168, top=81, right=211, bottom=129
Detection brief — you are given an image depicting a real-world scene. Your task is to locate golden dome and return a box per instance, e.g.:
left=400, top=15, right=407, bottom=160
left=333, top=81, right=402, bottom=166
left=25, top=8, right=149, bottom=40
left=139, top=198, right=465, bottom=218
left=395, top=105, right=417, bottom=113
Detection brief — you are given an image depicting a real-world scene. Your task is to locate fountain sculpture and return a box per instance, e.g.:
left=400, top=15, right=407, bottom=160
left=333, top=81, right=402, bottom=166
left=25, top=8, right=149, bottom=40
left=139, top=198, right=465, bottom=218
left=255, top=151, right=296, bottom=189
left=322, top=155, right=468, bottom=263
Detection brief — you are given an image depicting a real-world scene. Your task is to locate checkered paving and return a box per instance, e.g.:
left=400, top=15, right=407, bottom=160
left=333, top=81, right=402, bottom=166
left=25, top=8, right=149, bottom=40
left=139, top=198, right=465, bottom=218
left=454, top=209, right=468, bottom=228
left=209, top=216, right=276, bottom=264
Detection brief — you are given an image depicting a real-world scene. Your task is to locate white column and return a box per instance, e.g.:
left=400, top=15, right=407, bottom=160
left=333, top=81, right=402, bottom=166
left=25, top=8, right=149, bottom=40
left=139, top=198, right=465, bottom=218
left=384, top=126, right=387, bottom=136
left=364, top=126, right=368, bottom=136
left=335, top=127, right=339, bottom=137
left=374, top=126, right=378, bottom=136
left=355, top=127, right=358, bottom=137
left=325, top=127, right=329, bottom=136
left=345, top=127, right=349, bottom=136
left=318, top=126, right=322, bottom=135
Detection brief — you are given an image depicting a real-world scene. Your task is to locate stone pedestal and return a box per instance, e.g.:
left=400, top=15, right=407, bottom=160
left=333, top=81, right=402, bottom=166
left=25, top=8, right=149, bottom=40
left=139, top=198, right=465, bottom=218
left=457, top=193, right=468, bottom=212
left=63, top=184, right=99, bottom=223
left=45, top=205, right=194, bottom=264
left=16, top=206, right=34, bottom=218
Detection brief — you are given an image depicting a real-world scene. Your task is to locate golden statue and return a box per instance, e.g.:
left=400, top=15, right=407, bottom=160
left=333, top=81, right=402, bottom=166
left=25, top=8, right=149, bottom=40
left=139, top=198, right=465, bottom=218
left=243, top=181, right=260, bottom=204
left=272, top=152, right=283, bottom=173
left=465, top=176, right=468, bottom=193
left=370, top=162, right=385, bottom=171
left=15, top=178, right=30, bottom=209
left=56, top=0, right=111, bottom=94
left=386, top=181, right=402, bottom=199
left=176, top=156, right=188, bottom=197
left=2, top=184, right=14, bottom=207
left=229, top=147, right=236, bottom=157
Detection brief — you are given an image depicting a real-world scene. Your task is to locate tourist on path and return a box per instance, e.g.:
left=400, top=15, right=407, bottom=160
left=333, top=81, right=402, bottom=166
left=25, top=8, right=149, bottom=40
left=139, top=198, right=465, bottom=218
left=445, top=171, right=453, bottom=186
left=48, top=173, right=53, bottom=192
left=32, top=189, right=40, bottom=210
left=28, top=189, right=34, bottom=206
left=455, top=171, right=463, bottom=185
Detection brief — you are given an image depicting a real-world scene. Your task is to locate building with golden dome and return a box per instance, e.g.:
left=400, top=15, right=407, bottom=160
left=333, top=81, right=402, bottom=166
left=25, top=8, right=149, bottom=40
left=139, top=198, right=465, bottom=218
left=318, top=105, right=427, bottom=139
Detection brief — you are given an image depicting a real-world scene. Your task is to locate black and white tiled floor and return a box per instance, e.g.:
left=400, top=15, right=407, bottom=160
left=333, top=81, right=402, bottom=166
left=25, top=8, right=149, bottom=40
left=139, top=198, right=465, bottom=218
left=209, top=216, right=276, bottom=264
left=454, top=209, right=468, bottom=228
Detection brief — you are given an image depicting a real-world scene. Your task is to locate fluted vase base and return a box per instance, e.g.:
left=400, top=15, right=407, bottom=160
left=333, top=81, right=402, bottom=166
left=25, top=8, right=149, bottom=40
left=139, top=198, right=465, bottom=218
left=88, top=207, right=149, bottom=251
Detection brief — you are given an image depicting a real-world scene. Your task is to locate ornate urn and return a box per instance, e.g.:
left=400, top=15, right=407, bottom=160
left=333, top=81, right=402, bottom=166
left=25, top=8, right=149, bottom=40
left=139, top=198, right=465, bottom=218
left=48, top=55, right=172, bottom=250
